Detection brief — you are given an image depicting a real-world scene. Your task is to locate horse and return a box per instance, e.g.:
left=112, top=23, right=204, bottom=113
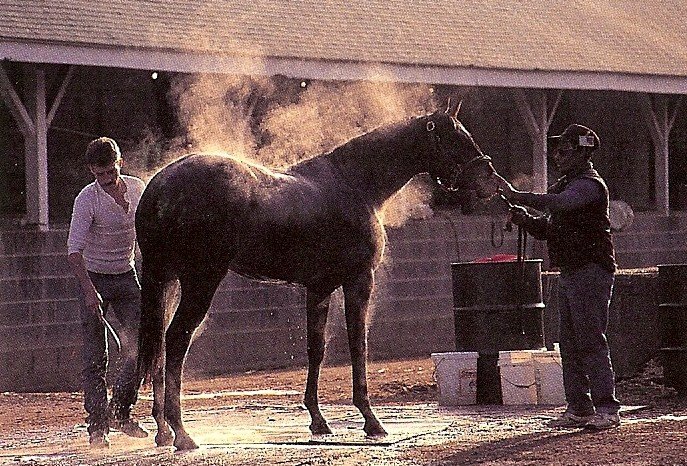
left=135, top=101, right=499, bottom=450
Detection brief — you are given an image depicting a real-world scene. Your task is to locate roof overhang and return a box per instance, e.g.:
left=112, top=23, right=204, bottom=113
left=3, top=41, right=687, bottom=95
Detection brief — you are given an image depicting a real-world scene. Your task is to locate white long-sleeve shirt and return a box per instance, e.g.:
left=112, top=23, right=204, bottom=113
left=67, top=175, right=146, bottom=274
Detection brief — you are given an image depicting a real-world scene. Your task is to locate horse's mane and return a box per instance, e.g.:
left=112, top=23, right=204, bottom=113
left=330, top=116, right=421, bottom=158
left=286, top=115, right=422, bottom=180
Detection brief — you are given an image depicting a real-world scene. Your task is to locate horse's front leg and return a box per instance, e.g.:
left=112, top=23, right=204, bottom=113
left=304, top=290, right=332, bottom=435
left=343, top=270, right=387, bottom=437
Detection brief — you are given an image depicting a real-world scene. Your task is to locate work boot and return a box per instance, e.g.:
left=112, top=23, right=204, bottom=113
left=89, top=430, right=110, bottom=448
left=546, top=411, right=593, bottom=429
left=585, top=412, right=620, bottom=430
left=109, top=417, right=149, bottom=438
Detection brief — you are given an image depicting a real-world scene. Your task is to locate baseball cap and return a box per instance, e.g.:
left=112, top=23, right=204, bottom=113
left=548, top=124, right=600, bottom=152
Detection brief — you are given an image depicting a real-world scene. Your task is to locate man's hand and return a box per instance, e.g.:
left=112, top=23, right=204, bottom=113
left=67, top=252, right=103, bottom=317
left=509, top=205, right=529, bottom=226
left=494, top=174, right=516, bottom=198
left=84, top=286, right=104, bottom=317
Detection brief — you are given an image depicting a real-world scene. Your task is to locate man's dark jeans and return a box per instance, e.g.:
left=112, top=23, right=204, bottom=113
left=558, top=262, right=621, bottom=416
left=79, top=269, right=141, bottom=433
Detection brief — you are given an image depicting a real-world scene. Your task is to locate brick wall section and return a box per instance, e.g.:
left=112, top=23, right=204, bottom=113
left=0, top=211, right=684, bottom=391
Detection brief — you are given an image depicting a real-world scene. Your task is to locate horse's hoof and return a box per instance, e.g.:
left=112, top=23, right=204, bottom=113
left=309, top=422, right=333, bottom=435
left=364, top=422, right=388, bottom=438
left=155, top=431, right=174, bottom=447
left=174, top=435, right=199, bottom=451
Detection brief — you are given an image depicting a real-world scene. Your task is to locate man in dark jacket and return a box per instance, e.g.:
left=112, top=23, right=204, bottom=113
left=496, top=124, right=620, bottom=430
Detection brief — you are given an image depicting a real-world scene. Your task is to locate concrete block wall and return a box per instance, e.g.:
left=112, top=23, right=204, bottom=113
left=0, top=210, right=685, bottom=391
left=184, top=280, right=308, bottom=374
left=0, top=229, right=82, bottom=391
left=613, top=212, right=687, bottom=267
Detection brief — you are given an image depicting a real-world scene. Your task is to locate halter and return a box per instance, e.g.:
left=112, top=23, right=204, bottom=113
left=426, top=119, right=492, bottom=192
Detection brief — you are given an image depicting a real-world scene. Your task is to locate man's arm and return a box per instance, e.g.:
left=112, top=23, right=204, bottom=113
left=68, top=252, right=102, bottom=315
left=509, top=205, right=549, bottom=240
left=496, top=175, right=603, bottom=212
left=67, top=192, right=102, bottom=316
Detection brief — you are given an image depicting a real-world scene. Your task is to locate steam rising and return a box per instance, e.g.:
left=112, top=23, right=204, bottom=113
left=258, top=80, right=431, bottom=168
left=171, top=74, right=272, bottom=157
left=129, top=73, right=439, bottom=226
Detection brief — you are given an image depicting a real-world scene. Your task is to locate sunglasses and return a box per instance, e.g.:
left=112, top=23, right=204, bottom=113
left=555, top=144, right=577, bottom=156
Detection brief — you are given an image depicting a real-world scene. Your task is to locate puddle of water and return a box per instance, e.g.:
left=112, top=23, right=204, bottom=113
left=140, top=389, right=300, bottom=401
left=10, top=453, right=77, bottom=464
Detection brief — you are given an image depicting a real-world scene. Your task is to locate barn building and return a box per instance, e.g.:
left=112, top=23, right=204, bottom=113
left=1, top=1, right=686, bottom=390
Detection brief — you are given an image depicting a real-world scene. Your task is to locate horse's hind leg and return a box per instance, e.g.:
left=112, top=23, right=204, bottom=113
left=343, top=270, right=387, bottom=437
left=138, top=257, right=174, bottom=447
left=151, top=350, right=173, bottom=446
left=164, top=271, right=225, bottom=451
left=304, top=290, right=332, bottom=435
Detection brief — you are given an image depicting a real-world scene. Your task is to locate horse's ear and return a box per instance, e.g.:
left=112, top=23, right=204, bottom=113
left=445, top=98, right=462, bottom=118
left=454, top=100, right=462, bottom=118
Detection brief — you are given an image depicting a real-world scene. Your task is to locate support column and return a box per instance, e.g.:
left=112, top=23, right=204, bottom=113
left=640, top=94, right=683, bottom=216
left=512, top=89, right=562, bottom=193
left=510, top=88, right=562, bottom=264
left=0, top=63, right=73, bottom=229
left=23, top=67, right=49, bottom=227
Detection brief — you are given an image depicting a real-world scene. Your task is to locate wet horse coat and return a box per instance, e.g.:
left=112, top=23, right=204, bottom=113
left=135, top=106, right=496, bottom=450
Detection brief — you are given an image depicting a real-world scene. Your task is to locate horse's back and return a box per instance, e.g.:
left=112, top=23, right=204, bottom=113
left=136, top=154, right=269, bottom=266
left=136, top=152, right=383, bottom=288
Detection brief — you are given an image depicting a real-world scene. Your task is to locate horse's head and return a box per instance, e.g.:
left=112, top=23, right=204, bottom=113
left=422, top=101, right=498, bottom=200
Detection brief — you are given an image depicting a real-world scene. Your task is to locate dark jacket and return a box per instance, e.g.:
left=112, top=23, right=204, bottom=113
left=515, top=165, right=616, bottom=273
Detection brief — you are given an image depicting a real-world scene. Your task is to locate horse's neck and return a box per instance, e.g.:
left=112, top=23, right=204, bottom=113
left=326, top=122, right=424, bottom=208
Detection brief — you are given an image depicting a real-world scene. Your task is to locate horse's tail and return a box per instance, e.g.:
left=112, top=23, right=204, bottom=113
left=137, top=252, right=175, bottom=386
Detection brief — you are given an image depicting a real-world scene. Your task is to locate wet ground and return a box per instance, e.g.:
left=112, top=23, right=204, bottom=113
left=1, top=357, right=686, bottom=465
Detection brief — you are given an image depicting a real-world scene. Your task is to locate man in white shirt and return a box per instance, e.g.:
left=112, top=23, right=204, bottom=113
left=67, top=137, right=148, bottom=448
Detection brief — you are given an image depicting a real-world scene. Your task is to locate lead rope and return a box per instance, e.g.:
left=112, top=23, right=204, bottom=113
left=499, top=194, right=532, bottom=347
left=516, top=224, right=529, bottom=346
left=490, top=219, right=505, bottom=247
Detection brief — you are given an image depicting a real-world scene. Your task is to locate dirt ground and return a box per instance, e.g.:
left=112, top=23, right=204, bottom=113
left=1, top=356, right=686, bottom=465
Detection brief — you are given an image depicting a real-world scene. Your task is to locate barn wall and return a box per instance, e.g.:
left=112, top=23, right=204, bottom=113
left=1, top=211, right=685, bottom=391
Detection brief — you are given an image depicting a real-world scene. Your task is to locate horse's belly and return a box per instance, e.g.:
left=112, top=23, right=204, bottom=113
left=230, top=227, right=378, bottom=287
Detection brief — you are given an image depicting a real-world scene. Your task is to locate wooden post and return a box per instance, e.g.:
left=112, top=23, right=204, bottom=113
left=512, top=89, right=562, bottom=193
left=640, top=94, right=683, bottom=216
left=23, top=66, right=49, bottom=228
left=0, top=63, right=73, bottom=229
left=510, top=89, right=562, bottom=264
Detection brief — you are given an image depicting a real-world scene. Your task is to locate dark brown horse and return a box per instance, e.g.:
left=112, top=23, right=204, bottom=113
left=135, top=102, right=498, bottom=450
